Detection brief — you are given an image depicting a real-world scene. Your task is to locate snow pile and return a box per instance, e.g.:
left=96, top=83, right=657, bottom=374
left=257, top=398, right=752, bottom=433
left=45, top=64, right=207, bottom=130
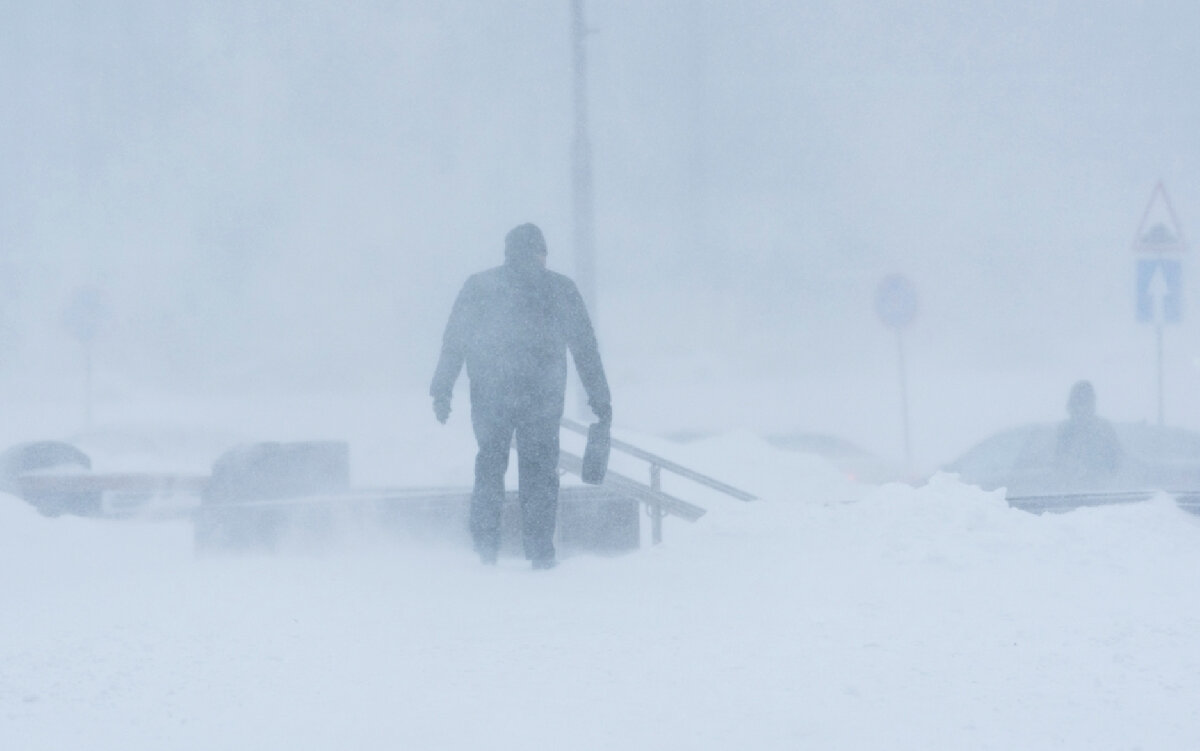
left=4, top=431, right=1200, bottom=750
left=603, top=426, right=863, bottom=508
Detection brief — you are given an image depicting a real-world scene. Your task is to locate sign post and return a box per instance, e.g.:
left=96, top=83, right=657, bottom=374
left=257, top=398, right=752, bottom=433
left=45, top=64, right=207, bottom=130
left=64, top=286, right=108, bottom=431
left=1132, top=182, right=1186, bottom=426
left=874, top=273, right=918, bottom=473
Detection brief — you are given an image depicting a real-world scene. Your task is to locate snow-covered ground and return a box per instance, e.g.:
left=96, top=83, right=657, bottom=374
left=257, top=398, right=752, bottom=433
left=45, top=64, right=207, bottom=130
left=4, top=388, right=1200, bottom=750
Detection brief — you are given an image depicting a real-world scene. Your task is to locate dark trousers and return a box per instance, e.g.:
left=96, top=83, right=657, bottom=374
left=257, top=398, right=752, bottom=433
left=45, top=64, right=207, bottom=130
left=470, top=403, right=561, bottom=561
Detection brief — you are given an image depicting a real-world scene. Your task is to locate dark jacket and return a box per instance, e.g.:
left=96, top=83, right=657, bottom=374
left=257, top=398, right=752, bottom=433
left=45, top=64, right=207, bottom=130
left=430, top=261, right=609, bottom=418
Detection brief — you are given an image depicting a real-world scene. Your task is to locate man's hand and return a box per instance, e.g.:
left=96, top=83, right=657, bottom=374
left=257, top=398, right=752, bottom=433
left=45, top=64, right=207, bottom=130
left=591, top=401, right=612, bottom=425
left=433, top=397, right=451, bottom=424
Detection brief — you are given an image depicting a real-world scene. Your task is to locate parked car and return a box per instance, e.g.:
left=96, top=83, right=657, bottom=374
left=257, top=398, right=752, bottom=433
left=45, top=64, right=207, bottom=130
left=943, top=421, right=1200, bottom=500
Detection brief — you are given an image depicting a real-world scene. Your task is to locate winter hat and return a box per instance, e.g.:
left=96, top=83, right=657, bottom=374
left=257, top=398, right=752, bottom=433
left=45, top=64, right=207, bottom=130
left=504, top=223, right=548, bottom=262
left=1067, top=380, right=1096, bottom=418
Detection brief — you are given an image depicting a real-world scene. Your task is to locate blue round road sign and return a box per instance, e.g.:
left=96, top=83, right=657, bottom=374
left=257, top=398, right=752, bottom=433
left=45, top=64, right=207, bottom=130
left=874, top=274, right=918, bottom=330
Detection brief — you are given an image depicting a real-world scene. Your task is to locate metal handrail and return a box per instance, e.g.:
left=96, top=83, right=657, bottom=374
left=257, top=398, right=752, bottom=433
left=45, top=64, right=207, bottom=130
left=560, top=417, right=757, bottom=502
left=1005, top=488, right=1200, bottom=514
left=557, top=450, right=705, bottom=522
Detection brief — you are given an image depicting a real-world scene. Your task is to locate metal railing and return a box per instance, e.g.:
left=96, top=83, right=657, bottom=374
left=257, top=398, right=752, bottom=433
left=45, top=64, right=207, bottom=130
left=1006, top=489, right=1200, bottom=515
left=560, top=417, right=757, bottom=543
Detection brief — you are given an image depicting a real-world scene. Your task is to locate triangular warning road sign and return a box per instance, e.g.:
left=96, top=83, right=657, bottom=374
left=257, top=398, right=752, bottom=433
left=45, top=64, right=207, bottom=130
left=1133, top=181, right=1187, bottom=253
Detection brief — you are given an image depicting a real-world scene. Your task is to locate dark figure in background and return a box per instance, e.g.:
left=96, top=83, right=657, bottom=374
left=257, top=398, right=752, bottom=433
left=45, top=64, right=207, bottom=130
left=1054, top=380, right=1121, bottom=485
left=430, top=224, right=611, bottom=569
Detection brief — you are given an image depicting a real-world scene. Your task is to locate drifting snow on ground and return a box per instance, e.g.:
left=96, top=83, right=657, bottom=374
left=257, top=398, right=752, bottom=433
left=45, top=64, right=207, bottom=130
left=4, top=430, right=1200, bottom=750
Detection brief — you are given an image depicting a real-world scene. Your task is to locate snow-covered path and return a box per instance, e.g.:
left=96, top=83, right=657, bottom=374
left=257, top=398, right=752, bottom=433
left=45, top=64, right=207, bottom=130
left=5, top=456, right=1200, bottom=750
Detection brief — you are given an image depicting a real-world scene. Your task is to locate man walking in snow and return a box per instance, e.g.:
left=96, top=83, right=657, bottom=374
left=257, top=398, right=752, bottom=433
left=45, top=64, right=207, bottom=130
left=430, top=223, right=611, bottom=569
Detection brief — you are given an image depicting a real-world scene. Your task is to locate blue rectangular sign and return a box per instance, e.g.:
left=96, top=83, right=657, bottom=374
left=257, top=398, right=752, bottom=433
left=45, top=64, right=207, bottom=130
left=1136, top=258, right=1183, bottom=324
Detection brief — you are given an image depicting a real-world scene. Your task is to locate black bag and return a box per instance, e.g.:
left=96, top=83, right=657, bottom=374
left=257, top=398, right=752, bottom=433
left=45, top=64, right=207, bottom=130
left=581, top=421, right=611, bottom=484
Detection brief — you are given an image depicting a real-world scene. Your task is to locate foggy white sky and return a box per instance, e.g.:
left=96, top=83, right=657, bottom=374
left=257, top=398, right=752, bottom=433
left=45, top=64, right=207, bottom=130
left=3, top=0, right=1200, bottom=459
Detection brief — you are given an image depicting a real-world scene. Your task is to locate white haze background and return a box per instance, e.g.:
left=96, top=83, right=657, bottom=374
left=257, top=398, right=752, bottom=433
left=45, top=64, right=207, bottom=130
left=5, top=3, right=1200, bottom=748
left=4, top=0, right=1200, bottom=465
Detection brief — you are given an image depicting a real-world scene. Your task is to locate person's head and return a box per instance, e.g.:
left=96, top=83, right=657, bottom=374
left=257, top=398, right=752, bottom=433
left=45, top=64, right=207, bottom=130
left=504, top=223, right=548, bottom=268
left=1067, top=380, right=1097, bottom=419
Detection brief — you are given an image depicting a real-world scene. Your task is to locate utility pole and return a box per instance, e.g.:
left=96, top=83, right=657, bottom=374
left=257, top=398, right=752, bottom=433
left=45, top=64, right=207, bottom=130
left=571, top=0, right=597, bottom=420
left=571, top=0, right=595, bottom=320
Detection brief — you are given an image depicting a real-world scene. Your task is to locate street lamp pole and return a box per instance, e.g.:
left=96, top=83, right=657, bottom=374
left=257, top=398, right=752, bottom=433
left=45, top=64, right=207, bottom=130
left=571, top=0, right=595, bottom=321
left=571, top=0, right=597, bottom=420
